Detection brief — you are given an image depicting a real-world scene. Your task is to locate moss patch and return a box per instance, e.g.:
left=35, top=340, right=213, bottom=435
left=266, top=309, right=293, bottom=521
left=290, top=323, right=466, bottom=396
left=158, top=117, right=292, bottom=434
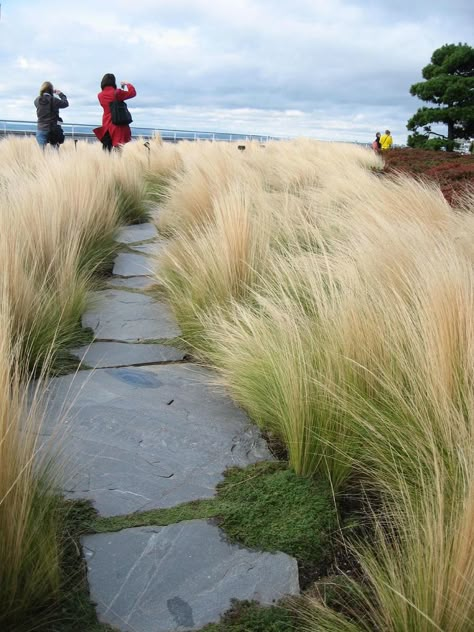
left=91, top=461, right=336, bottom=583
left=216, top=462, right=337, bottom=585
left=92, top=498, right=218, bottom=533
left=35, top=462, right=335, bottom=629
left=198, top=599, right=301, bottom=631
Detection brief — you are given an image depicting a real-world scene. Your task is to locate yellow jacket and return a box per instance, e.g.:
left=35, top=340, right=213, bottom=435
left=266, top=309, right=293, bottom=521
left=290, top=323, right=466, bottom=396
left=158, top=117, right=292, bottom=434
left=380, top=134, right=393, bottom=150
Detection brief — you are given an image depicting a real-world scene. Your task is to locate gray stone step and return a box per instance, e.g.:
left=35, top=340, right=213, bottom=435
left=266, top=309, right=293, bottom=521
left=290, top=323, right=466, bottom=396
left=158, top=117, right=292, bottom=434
left=42, top=365, right=271, bottom=516
left=113, top=253, right=151, bottom=277
left=116, top=223, right=157, bottom=244
left=129, top=241, right=166, bottom=256
left=82, top=289, right=180, bottom=342
left=71, top=342, right=185, bottom=368
left=82, top=520, right=299, bottom=631
left=107, top=276, right=153, bottom=290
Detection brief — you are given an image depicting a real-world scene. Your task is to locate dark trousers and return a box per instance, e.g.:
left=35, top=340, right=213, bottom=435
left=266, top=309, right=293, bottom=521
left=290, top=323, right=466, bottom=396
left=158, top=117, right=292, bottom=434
left=101, top=131, right=113, bottom=152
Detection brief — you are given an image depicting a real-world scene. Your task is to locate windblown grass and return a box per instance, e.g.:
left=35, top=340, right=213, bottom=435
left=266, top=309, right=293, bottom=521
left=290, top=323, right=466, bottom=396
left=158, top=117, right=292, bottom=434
left=155, top=138, right=474, bottom=630
left=0, top=292, right=63, bottom=628
left=0, top=135, right=159, bottom=628
left=2, top=132, right=472, bottom=629
left=160, top=182, right=271, bottom=346
left=0, top=138, right=156, bottom=370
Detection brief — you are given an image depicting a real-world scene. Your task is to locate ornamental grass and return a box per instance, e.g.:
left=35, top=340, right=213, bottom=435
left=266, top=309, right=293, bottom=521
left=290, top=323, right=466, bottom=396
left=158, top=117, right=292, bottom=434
left=0, top=135, right=160, bottom=626
left=156, top=138, right=474, bottom=631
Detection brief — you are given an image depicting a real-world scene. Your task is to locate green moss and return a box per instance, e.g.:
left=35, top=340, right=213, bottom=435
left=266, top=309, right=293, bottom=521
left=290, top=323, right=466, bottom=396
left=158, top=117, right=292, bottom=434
left=91, top=462, right=336, bottom=573
left=216, top=462, right=336, bottom=569
left=199, top=599, right=301, bottom=631
left=30, top=462, right=335, bottom=630
left=92, top=498, right=219, bottom=533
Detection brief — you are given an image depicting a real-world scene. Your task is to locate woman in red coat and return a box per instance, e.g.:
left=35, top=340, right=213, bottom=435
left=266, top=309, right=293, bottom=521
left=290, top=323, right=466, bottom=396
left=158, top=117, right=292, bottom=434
left=93, top=73, right=136, bottom=150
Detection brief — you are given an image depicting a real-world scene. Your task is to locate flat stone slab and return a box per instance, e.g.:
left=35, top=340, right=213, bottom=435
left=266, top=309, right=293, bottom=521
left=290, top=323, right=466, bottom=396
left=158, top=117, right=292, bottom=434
left=71, top=342, right=185, bottom=368
left=41, top=365, right=271, bottom=516
left=82, top=520, right=299, bottom=631
left=116, top=223, right=157, bottom=244
left=107, top=276, right=154, bottom=290
left=129, top=241, right=166, bottom=256
left=82, top=290, right=180, bottom=341
left=113, top=253, right=152, bottom=277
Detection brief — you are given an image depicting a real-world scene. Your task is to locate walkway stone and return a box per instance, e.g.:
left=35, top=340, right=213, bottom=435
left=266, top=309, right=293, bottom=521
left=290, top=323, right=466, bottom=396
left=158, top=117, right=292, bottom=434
left=46, top=220, right=301, bottom=630
left=82, top=290, right=180, bottom=341
left=82, top=520, right=300, bottom=632
left=42, top=365, right=271, bottom=516
left=71, top=342, right=185, bottom=368
left=113, top=253, right=151, bottom=277
left=107, top=276, right=153, bottom=290
left=116, top=223, right=157, bottom=244
left=129, top=241, right=166, bottom=256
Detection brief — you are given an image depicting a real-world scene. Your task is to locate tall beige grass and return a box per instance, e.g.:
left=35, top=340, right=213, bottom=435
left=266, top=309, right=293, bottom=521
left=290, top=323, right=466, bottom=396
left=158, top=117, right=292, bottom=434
left=155, top=138, right=474, bottom=630
left=299, top=221, right=474, bottom=631
left=0, top=146, right=118, bottom=366
left=0, top=293, right=63, bottom=626
left=0, top=135, right=158, bottom=625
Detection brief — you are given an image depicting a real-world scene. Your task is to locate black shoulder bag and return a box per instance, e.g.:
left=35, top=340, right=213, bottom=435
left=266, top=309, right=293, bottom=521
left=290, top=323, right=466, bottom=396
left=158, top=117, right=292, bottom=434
left=47, top=95, right=65, bottom=145
left=109, top=91, right=133, bottom=126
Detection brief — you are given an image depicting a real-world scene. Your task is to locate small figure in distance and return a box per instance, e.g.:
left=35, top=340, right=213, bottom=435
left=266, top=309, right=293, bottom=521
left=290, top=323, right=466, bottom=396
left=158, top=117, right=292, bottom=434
left=371, top=132, right=381, bottom=152
left=93, top=73, right=136, bottom=151
left=380, top=129, right=393, bottom=151
left=34, top=81, right=69, bottom=148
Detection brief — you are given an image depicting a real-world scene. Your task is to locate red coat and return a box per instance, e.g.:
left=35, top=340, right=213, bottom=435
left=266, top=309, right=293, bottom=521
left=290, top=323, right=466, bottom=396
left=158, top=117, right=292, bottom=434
left=93, top=83, right=136, bottom=146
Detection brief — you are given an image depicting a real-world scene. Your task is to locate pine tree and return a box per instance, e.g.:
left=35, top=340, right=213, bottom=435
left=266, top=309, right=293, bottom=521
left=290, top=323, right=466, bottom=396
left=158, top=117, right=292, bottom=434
left=407, top=43, right=474, bottom=151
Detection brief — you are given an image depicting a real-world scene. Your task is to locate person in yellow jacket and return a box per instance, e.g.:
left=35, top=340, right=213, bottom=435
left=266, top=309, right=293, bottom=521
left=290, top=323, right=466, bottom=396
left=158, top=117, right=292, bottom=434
left=380, top=130, right=393, bottom=150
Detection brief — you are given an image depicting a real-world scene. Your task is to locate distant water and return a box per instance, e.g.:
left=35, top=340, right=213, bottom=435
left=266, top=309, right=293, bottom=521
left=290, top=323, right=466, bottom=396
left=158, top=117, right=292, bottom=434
left=0, top=119, right=276, bottom=143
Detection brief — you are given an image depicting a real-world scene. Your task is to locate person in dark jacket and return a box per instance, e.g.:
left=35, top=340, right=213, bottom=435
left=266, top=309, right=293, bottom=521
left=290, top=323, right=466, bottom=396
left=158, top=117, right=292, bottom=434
left=93, top=73, right=136, bottom=151
left=34, top=81, right=69, bottom=148
left=372, top=132, right=381, bottom=152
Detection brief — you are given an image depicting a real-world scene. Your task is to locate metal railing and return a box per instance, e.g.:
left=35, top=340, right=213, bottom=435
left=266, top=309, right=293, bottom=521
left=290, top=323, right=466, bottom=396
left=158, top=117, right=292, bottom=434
left=0, top=119, right=278, bottom=143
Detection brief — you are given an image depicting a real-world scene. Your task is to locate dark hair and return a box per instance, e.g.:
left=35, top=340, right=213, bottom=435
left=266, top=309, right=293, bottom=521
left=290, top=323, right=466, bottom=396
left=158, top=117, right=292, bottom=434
left=101, top=73, right=117, bottom=90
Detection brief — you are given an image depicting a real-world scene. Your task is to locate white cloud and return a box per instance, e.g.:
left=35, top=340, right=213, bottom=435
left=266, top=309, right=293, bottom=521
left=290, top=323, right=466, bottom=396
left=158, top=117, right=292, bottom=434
left=16, top=56, right=58, bottom=73
left=0, top=0, right=472, bottom=142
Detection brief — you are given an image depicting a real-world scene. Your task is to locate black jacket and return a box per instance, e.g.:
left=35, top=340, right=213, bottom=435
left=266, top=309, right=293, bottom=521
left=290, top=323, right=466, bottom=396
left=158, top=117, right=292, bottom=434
left=34, top=92, right=69, bottom=131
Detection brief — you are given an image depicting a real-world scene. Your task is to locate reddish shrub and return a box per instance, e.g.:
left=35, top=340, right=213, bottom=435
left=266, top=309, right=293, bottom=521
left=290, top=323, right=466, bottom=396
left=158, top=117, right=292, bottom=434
left=383, top=149, right=474, bottom=204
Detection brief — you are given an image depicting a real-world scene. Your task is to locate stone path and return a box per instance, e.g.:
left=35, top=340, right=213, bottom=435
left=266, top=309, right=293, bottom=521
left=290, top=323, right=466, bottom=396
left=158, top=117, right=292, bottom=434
left=82, top=289, right=180, bottom=341
left=83, top=521, right=299, bottom=632
left=71, top=341, right=185, bottom=369
left=43, top=222, right=300, bottom=631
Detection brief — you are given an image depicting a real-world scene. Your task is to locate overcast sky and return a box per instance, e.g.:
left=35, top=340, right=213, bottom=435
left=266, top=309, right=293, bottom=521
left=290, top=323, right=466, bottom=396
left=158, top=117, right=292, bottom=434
left=0, top=0, right=472, bottom=142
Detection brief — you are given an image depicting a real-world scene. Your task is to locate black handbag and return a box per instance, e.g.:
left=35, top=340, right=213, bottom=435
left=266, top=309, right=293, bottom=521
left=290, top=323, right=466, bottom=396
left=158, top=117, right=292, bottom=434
left=47, top=95, right=65, bottom=145
left=110, top=92, right=133, bottom=126
left=47, top=124, right=65, bottom=145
